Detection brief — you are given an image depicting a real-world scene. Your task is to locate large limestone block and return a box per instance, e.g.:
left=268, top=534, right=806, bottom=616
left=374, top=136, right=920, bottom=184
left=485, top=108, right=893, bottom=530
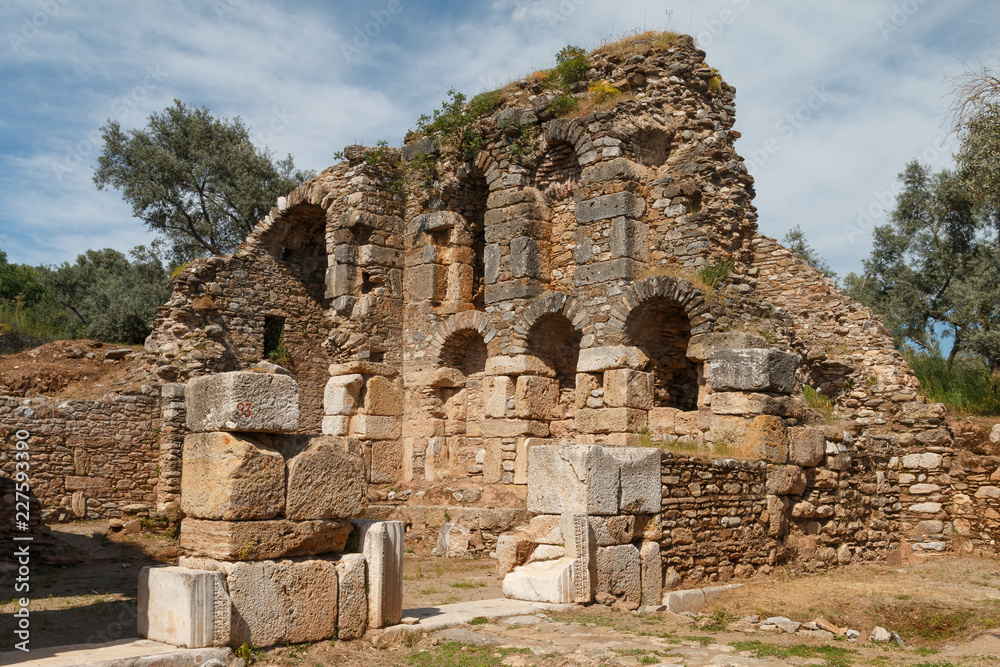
left=496, top=534, right=538, bottom=577
left=640, top=541, right=662, bottom=606
left=575, top=191, right=646, bottom=223
left=355, top=520, right=404, bottom=628
left=607, top=447, right=661, bottom=514
left=575, top=407, right=647, bottom=434
left=502, top=557, right=575, bottom=604
left=138, top=566, right=230, bottom=648
left=588, top=515, right=635, bottom=546
left=515, top=375, right=559, bottom=420
left=369, top=439, right=403, bottom=484
left=285, top=438, right=366, bottom=520
left=363, top=376, right=403, bottom=416
left=485, top=355, right=555, bottom=377
left=577, top=346, right=650, bottom=373
left=596, top=544, right=642, bottom=604
left=227, top=558, right=338, bottom=647
left=789, top=427, right=825, bottom=467
left=603, top=369, right=654, bottom=410
left=561, top=513, right=595, bottom=603
left=524, top=514, right=563, bottom=544
left=181, top=432, right=285, bottom=521
left=431, top=522, right=471, bottom=558
left=709, top=349, right=799, bottom=394
left=710, top=392, right=799, bottom=417
left=740, top=415, right=789, bottom=463
left=514, top=438, right=547, bottom=484
left=481, top=419, right=549, bottom=438
left=686, top=332, right=767, bottom=362
left=527, top=445, right=619, bottom=515
left=324, top=374, right=363, bottom=416
left=350, top=414, right=401, bottom=440
left=766, top=465, right=807, bottom=496
left=186, top=371, right=299, bottom=433
left=336, top=554, right=368, bottom=640
left=180, top=518, right=352, bottom=560
left=321, top=415, right=351, bottom=436
left=484, top=376, right=514, bottom=418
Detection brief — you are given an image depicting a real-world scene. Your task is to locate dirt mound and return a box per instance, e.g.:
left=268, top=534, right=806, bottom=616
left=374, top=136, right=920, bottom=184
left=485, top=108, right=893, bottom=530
left=0, top=340, right=144, bottom=399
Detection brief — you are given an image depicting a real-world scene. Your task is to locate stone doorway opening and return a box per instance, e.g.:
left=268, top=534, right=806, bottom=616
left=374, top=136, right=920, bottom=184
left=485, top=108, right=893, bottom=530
left=624, top=298, right=698, bottom=411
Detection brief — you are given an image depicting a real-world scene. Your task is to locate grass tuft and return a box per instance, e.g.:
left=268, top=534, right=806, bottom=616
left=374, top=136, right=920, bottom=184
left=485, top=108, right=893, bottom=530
left=905, top=350, right=1000, bottom=415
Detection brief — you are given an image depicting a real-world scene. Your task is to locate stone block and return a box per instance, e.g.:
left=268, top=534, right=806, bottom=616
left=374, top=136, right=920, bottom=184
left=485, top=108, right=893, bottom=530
left=496, top=534, right=538, bottom=577
left=610, top=218, right=648, bottom=260
left=484, top=439, right=503, bottom=484
left=788, top=427, right=825, bottom=467
left=480, top=419, right=549, bottom=438
left=325, top=264, right=355, bottom=298
left=138, top=566, right=230, bottom=648
left=709, top=349, right=799, bottom=394
left=633, top=514, right=662, bottom=541
left=484, top=375, right=514, bottom=418
left=432, top=522, right=471, bottom=558
left=604, top=369, right=654, bottom=410
left=561, top=513, right=595, bottom=603
left=514, top=437, right=548, bottom=484
left=640, top=541, right=662, bottom=606
left=406, top=264, right=447, bottom=301
left=356, top=520, right=404, bottom=628
left=186, top=371, right=299, bottom=433
left=363, top=376, right=403, bottom=416
left=227, top=558, right=338, bottom=647
left=766, top=465, right=807, bottom=496
left=710, top=392, right=798, bottom=417
left=515, top=375, right=559, bottom=420
left=527, top=445, right=619, bottom=515
left=484, top=243, right=500, bottom=284
left=573, top=258, right=642, bottom=286
left=741, top=415, right=789, bottom=463
left=575, top=407, right=647, bottom=434
left=321, top=415, right=350, bottom=436
left=350, top=414, right=401, bottom=440
left=648, top=407, right=680, bottom=434
left=588, top=515, right=635, bottom=546
left=285, top=438, right=366, bottom=520
left=523, top=514, right=563, bottom=544
left=902, top=452, right=943, bottom=469
left=485, top=355, right=555, bottom=377
left=577, top=346, right=650, bottom=372
left=502, top=557, right=575, bottom=604
left=686, top=332, right=767, bottom=362
left=180, top=432, right=285, bottom=521
left=324, top=374, right=363, bottom=416
left=510, top=236, right=543, bottom=279
left=596, top=544, right=642, bottom=604
left=369, top=440, right=403, bottom=484
left=607, top=447, right=661, bottom=514
left=179, top=518, right=352, bottom=560
left=575, top=191, right=646, bottom=223
left=336, top=554, right=368, bottom=640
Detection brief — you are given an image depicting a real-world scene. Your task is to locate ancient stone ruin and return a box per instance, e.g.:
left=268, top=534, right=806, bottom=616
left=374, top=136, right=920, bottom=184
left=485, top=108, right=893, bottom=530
left=4, top=32, right=1000, bottom=648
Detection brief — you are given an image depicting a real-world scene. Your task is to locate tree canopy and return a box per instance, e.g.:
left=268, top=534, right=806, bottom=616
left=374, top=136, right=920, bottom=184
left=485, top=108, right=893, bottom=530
left=94, top=99, right=314, bottom=263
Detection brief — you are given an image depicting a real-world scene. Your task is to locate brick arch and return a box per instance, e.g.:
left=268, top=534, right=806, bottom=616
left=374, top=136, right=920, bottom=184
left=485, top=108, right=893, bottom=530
left=541, top=119, right=595, bottom=164
left=607, top=275, right=714, bottom=343
left=428, top=310, right=501, bottom=368
left=511, top=292, right=589, bottom=350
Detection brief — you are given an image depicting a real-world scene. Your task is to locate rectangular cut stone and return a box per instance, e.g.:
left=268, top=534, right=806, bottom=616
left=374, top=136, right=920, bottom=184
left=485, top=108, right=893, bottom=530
left=285, top=436, right=367, bottom=520
left=350, top=414, right=401, bottom=440
left=708, top=349, right=799, bottom=394
left=610, top=218, right=648, bottom=260
left=324, top=374, right=363, bottom=415
left=575, top=407, right=647, bottom=434
left=515, top=375, right=559, bottom=420
left=502, top=557, right=575, bottom=604
left=480, top=419, right=550, bottom=438
left=573, top=258, right=642, bottom=286
left=355, top=520, right=404, bottom=628
left=484, top=439, right=502, bottom=484
left=648, top=407, right=680, bottom=434
left=710, top=391, right=798, bottom=417
left=640, top=541, right=662, bottom=606
left=336, top=554, right=368, bottom=640
left=227, top=558, right=338, bottom=647
left=369, top=439, right=403, bottom=484
left=587, top=515, right=635, bottom=546
left=788, top=427, right=826, bottom=467
left=686, top=333, right=767, bottom=362
left=180, top=518, right=352, bottom=560
left=514, top=438, right=548, bottom=484
left=510, top=236, right=542, bottom=278
left=322, top=415, right=350, bottom=436
left=363, top=376, right=403, bottom=416
left=138, top=566, right=230, bottom=648
left=527, top=445, right=619, bottom=515
left=186, top=371, right=299, bottom=433
left=181, top=432, right=285, bottom=521
left=485, top=355, right=556, bottom=377
left=608, top=447, right=660, bottom=514
left=575, top=192, right=646, bottom=223
left=406, top=264, right=447, bottom=301
left=577, top=346, right=650, bottom=372
left=604, top=369, right=654, bottom=409
left=596, top=544, right=642, bottom=604
left=484, top=375, right=513, bottom=418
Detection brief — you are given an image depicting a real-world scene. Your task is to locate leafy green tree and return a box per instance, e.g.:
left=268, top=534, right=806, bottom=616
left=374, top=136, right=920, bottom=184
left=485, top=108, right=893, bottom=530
left=94, top=99, right=314, bottom=263
left=781, top=225, right=836, bottom=279
left=0, top=250, right=46, bottom=304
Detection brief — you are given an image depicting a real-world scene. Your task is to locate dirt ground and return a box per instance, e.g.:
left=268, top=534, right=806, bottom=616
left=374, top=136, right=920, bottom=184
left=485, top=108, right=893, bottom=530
left=0, top=340, right=143, bottom=399
left=6, top=522, right=1000, bottom=666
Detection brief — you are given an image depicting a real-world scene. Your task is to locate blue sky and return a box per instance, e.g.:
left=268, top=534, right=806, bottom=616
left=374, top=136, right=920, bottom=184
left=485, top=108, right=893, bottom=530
left=1, top=0, right=997, bottom=277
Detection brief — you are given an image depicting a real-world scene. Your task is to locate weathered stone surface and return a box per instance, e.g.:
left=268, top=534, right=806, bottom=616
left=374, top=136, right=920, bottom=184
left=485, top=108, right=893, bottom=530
left=186, top=371, right=299, bottom=433
left=607, top=447, right=661, bottom=514
left=526, top=544, right=566, bottom=563
left=285, top=437, right=366, bottom=520
left=324, top=374, right=363, bottom=416
left=577, top=346, right=650, bottom=372
left=710, top=392, right=800, bottom=417
left=502, top=557, right=575, bottom=604
left=741, top=415, right=789, bottom=464
left=481, top=419, right=549, bottom=438
left=496, top=534, right=538, bottom=577
left=356, top=520, right=404, bottom=628
left=180, top=432, right=285, bottom=521
left=976, top=486, right=1000, bottom=499
left=524, top=514, right=563, bottom=544
left=432, top=522, right=471, bottom=557
left=640, top=541, right=662, bottom=606
left=603, top=369, right=654, bottom=410
left=484, top=375, right=514, bottom=418
left=708, top=349, right=798, bottom=394
left=363, top=376, right=403, bottom=416
left=336, top=554, right=368, bottom=640
left=321, top=415, right=350, bottom=436
left=596, top=544, right=642, bottom=604
left=138, top=566, right=230, bottom=648
left=588, top=515, right=635, bottom=546
left=350, top=414, right=401, bottom=440
left=575, top=192, right=646, bottom=223
left=514, top=437, right=546, bottom=484
left=485, top=355, right=555, bottom=377
left=788, top=427, right=825, bottom=467
left=227, top=558, right=338, bottom=647
left=560, top=513, right=595, bottom=603
left=575, top=407, right=647, bottom=434
left=902, top=452, right=943, bottom=469
left=686, top=332, right=767, bottom=362
left=766, top=465, right=807, bottom=496
left=514, top=375, right=559, bottom=420
left=180, top=518, right=352, bottom=560
left=369, top=439, right=403, bottom=484
left=527, top=445, right=619, bottom=515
